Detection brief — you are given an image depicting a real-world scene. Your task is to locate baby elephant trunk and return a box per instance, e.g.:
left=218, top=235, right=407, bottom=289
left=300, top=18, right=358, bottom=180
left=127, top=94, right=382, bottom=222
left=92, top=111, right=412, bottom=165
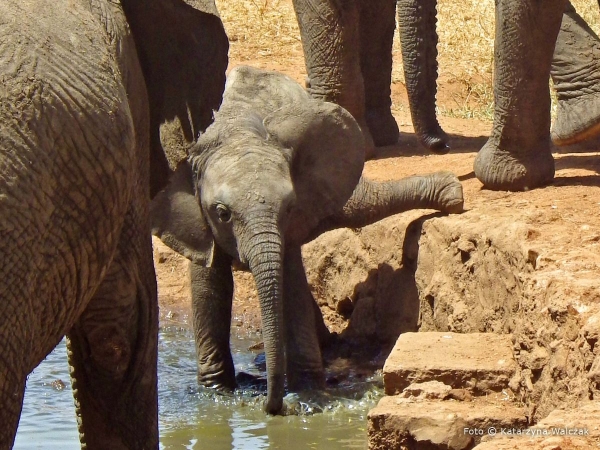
left=244, top=226, right=286, bottom=415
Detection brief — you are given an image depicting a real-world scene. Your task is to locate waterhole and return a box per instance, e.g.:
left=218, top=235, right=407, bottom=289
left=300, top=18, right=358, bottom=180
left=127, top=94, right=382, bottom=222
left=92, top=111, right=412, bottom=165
left=14, top=326, right=382, bottom=449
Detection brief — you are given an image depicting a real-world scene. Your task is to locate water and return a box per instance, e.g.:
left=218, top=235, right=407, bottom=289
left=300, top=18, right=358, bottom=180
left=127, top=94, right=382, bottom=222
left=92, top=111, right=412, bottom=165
left=14, top=326, right=383, bottom=449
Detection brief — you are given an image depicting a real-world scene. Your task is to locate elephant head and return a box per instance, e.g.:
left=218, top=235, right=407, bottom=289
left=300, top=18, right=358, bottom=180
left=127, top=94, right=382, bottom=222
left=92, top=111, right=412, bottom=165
left=151, top=66, right=365, bottom=413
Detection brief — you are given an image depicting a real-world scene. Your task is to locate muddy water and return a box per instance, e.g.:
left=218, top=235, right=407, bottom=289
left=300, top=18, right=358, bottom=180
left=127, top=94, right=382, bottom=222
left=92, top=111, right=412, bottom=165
left=14, top=326, right=382, bottom=449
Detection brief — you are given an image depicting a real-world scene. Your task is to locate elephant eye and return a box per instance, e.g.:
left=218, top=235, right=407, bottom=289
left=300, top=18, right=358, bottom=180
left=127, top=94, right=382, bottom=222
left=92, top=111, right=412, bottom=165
left=215, top=204, right=232, bottom=223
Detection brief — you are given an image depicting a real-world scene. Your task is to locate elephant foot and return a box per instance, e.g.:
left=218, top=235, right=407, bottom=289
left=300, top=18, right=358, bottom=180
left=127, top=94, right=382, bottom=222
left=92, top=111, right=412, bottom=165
left=417, top=125, right=451, bottom=154
left=365, top=107, right=400, bottom=147
left=474, top=138, right=555, bottom=191
left=197, top=369, right=237, bottom=392
left=426, top=171, right=464, bottom=214
left=552, top=92, right=600, bottom=146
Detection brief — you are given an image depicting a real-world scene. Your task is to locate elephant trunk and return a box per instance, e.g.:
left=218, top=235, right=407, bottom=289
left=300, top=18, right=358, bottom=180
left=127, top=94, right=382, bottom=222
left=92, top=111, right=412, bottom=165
left=397, top=0, right=449, bottom=153
left=243, top=223, right=286, bottom=415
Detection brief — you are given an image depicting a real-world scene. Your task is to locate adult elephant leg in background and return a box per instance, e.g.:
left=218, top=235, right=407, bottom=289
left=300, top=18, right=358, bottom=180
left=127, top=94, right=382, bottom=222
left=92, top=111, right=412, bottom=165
left=359, top=0, right=400, bottom=148
left=551, top=2, right=600, bottom=146
left=293, top=0, right=448, bottom=154
left=474, top=0, right=567, bottom=191
left=397, top=0, right=449, bottom=153
left=293, top=0, right=370, bottom=149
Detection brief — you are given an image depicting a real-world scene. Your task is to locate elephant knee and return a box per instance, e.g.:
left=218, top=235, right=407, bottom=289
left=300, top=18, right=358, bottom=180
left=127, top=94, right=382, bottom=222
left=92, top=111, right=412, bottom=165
left=88, top=326, right=132, bottom=379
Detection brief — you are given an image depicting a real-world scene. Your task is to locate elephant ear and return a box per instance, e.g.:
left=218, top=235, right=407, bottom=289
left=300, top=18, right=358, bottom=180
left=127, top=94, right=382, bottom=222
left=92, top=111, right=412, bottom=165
left=121, top=0, right=229, bottom=197
left=264, top=99, right=366, bottom=244
left=150, top=161, right=215, bottom=265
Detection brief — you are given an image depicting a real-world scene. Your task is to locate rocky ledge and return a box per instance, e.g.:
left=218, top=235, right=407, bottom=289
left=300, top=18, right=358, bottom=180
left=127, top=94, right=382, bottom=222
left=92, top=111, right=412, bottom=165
left=345, top=200, right=600, bottom=449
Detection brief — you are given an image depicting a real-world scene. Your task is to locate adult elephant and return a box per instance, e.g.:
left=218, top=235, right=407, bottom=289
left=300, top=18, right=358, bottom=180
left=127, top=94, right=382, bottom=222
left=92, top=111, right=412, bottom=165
left=292, top=0, right=449, bottom=154
left=151, top=66, right=464, bottom=415
left=475, top=1, right=600, bottom=190
left=0, top=0, right=227, bottom=448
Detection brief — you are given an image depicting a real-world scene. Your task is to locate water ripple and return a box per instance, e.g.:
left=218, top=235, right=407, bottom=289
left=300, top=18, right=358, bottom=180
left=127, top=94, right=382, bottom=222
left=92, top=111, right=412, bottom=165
left=15, top=327, right=382, bottom=449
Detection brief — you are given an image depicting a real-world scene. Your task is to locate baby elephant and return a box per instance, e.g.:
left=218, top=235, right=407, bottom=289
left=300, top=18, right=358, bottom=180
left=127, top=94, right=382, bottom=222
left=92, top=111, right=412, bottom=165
left=151, top=66, right=463, bottom=415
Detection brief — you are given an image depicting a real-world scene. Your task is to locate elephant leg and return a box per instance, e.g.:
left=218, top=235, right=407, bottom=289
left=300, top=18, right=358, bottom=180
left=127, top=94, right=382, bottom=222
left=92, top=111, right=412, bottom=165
left=66, top=214, right=158, bottom=450
left=0, top=359, right=26, bottom=448
left=313, top=172, right=463, bottom=235
left=283, top=246, right=325, bottom=392
left=190, top=248, right=235, bottom=391
left=397, top=0, right=449, bottom=153
left=0, top=284, right=38, bottom=448
left=359, top=0, right=399, bottom=147
left=293, top=0, right=376, bottom=157
left=551, top=2, right=600, bottom=146
left=474, top=0, right=566, bottom=191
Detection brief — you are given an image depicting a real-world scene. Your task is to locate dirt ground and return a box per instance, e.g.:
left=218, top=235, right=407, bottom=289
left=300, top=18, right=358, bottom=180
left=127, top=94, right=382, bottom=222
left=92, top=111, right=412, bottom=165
left=154, top=0, right=600, bottom=429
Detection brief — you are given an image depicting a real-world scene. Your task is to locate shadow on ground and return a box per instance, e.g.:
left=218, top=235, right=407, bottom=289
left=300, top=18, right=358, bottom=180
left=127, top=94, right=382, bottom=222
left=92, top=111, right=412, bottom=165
left=371, top=132, right=488, bottom=160
left=321, top=213, right=444, bottom=376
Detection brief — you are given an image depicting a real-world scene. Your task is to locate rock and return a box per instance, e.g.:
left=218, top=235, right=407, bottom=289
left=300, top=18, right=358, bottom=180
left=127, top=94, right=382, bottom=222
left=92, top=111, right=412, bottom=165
left=400, top=381, right=452, bottom=400
left=533, top=402, right=600, bottom=439
left=582, top=312, right=600, bottom=344
left=472, top=402, right=600, bottom=450
left=47, top=379, right=66, bottom=391
left=589, top=354, right=600, bottom=384
left=412, top=209, right=600, bottom=421
left=520, top=346, right=550, bottom=371
left=416, top=216, right=529, bottom=335
left=383, top=332, right=517, bottom=395
left=302, top=212, right=426, bottom=342
left=473, top=436, right=597, bottom=450
left=447, top=389, right=473, bottom=402
left=346, top=296, right=377, bottom=338
left=470, top=437, right=520, bottom=450
left=368, top=396, right=528, bottom=450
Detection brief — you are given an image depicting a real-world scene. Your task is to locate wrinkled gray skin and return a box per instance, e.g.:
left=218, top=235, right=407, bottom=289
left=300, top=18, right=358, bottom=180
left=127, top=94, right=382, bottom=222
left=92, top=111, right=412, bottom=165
left=293, top=0, right=449, bottom=155
left=475, top=0, right=600, bottom=191
left=0, top=0, right=227, bottom=448
left=151, top=66, right=464, bottom=415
